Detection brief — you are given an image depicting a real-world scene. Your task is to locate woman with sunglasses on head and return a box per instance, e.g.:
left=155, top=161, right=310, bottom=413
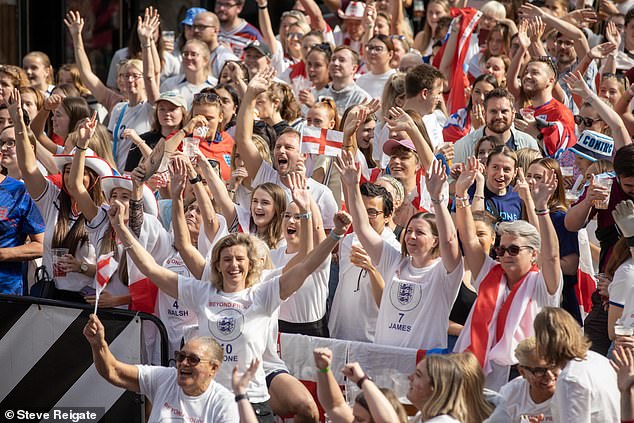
left=453, top=158, right=562, bottom=390
left=107, top=173, right=352, bottom=421
left=339, top=148, right=464, bottom=350
left=65, top=10, right=156, bottom=172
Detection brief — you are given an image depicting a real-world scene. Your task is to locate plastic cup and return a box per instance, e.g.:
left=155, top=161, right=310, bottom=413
left=561, top=166, right=574, bottom=177
left=615, top=325, right=634, bottom=337
left=593, top=175, right=613, bottom=210
left=565, top=189, right=579, bottom=206
left=182, top=137, right=200, bottom=159
left=51, top=248, right=69, bottom=278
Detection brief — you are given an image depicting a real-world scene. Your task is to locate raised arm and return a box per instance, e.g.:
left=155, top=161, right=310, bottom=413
left=439, top=17, right=461, bottom=91
left=390, top=0, right=405, bottom=36
left=235, top=68, right=276, bottom=179
left=335, top=150, right=385, bottom=264
left=455, top=157, right=487, bottom=277
left=83, top=314, right=140, bottom=392
left=564, top=176, right=607, bottom=231
left=30, top=94, right=64, bottom=154
left=191, top=154, right=221, bottom=243
left=170, top=156, right=206, bottom=280
left=67, top=114, right=100, bottom=222
left=508, top=21, right=531, bottom=100
left=313, top=348, right=353, bottom=423
left=530, top=168, right=561, bottom=295
left=197, top=150, right=237, bottom=226
left=426, top=160, right=461, bottom=272
left=386, top=107, right=435, bottom=171
left=563, top=70, right=631, bottom=151
left=611, top=346, right=634, bottom=422
left=279, top=211, right=351, bottom=300
left=514, top=168, right=539, bottom=230
left=64, top=11, right=121, bottom=109
left=108, top=200, right=179, bottom=298
left=255, top=0, right=278, bottom=57
left=5, top=90, right=47, bottom=198
left=232, top=359, right=260, bottom=423
left=298, top=0, right=327, bottom=32
left=281, top=172, right=315, bottom=270
left=341, top=362, right=403, bottom=423
left=350, top=245, right=385, bottom=306
left=138, top=8, right=161, bottom=105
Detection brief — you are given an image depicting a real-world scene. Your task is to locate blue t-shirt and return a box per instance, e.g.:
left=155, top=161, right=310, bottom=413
left=457, top=184, right=522, bottom=222
left=550, top=210, right=579, bottom=258
left=0, top=176, right=45, bottom=294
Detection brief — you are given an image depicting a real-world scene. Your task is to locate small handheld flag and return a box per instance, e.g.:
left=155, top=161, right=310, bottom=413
left=301, top=126, right=344, bottom=157
left=94, top=252, right=118, bottom=314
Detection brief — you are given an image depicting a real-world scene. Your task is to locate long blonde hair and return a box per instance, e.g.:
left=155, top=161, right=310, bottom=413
left=535, top=307, right=591, bottom=367
left=419, top=355, right=468, bottom=422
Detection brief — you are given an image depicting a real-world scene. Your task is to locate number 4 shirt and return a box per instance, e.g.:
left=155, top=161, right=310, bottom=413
left=374, top=242, right=464, bottom=350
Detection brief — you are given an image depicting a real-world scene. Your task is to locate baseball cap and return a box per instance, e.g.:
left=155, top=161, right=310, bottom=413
left=383, top=138, right=417, bottom=156
left=181, top=7, right=207, bottom=27
left=156, top=91, right=187, bottom=109
left=244, top=40, right=272, bottom=59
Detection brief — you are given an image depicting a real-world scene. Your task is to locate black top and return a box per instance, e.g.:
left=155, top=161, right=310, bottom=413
left=124, top=131, right=163, bottom=172
left=449, top=281, right=477, bottom=326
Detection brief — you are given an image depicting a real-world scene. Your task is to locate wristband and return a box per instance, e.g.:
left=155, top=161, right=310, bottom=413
left=189, top=174, right=202, bottom=184
left=535, top=208, right=549, bottom=216
left=297, top=212, right=312, bottom=220
left=258, top=3, right=268, bottom=9
left=235, top=393, right=249, bottom=402
left=455, top=194, right=469, bottom=201
left=123, top=243, right=134, bottom=251
left=75, top=145, right=88, bottom=151
left=356, top=375, right=371, bottom=389
left=626, top=236, right=634, bottom=247
left=329, top=231, right=345, bottom=241
left=319, top=367, right=330, bottom=374
left=473, top=194, right=485, bottom=200
left=430, top=195, right=444, bottom=205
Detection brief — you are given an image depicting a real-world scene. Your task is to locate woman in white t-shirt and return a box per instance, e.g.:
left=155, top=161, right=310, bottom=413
left=339, top=150, right=463, bottom=350
left=356, top=35, right=397, bottom=100
left=408, top=354, right=468, bottom=423
left=534, top=307, right=620, bottom=422
left=106, top=178, right=351, bottom=414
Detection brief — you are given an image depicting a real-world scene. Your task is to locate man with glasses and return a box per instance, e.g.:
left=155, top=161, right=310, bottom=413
left=192, top=12, right=238, bottom=79
left=83, top=314, right=239, bottom=422
left=215, top=0, right=263, bottom=59
left=484, top=337, right=557, bottom=422
left=328, top=182, right=400, bottom=343
left=311, top=46, right=371, bottom=115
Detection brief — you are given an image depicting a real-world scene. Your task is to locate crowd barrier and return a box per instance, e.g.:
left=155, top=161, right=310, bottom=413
left=0, top=295, right=168, bottom=423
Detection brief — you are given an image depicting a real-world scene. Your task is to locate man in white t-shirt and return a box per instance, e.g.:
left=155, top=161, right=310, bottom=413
left=484, top=337, right=557, bottom=423
left=328, top=182, right=400, bottom=342
left=83, top=314, right=238, bottom=423
left=191, top=12, right=238, bottom=79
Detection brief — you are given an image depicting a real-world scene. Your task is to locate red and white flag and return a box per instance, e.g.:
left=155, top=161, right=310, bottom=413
left=576, top=228, right=596, bottom=322
left=301, top=126, right=344, bottom=157
left=94, top=252, right=118, bottom=314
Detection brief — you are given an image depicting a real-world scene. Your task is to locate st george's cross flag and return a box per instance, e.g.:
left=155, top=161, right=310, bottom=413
left=301, top=126, right=344, bottom=157
left=94, top=252, right=118, bottom=314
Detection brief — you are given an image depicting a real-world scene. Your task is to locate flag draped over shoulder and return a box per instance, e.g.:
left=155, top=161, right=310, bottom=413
left=433, top=8, right=482, bottom=115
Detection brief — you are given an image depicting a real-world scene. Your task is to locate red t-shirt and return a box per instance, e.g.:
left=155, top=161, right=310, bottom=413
left=529, top=99, right=577, bottom=159
left=195, top=131, right=235, bottom=181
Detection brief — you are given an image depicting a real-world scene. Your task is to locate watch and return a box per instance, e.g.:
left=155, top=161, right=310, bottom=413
left=80, top=262, right=89, bottom=273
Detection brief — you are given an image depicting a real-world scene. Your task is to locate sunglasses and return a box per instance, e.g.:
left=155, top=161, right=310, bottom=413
left=174, top=350, right=211, bottom=366
left=574, top=115, right=602, bottom=127
left=521, top=365, right=556, bottom=377
left=494, top=245, right=533, bottom=257
left=310, top=42, right=332, bottom=54
left=193, top=92, right=220, bottom=103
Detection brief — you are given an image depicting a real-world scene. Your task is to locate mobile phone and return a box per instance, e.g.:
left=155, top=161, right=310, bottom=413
left=80, top=285, right=97, bottom=297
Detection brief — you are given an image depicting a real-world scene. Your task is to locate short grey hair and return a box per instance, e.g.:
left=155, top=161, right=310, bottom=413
left=190, top=336, right=223, bottom=365
left=497, top=220, right=541, bottom=251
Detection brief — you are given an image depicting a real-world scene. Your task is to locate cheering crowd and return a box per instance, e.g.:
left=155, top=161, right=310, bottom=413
left=3, top=0, right=634, bottom=421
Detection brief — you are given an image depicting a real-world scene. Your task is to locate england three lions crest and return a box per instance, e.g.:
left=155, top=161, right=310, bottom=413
left=389, top=279, right=422, bottom=312
left=210, top=308, right=244, bottom=342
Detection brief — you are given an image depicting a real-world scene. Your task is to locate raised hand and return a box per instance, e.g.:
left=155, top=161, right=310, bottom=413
left=130, top=163, right=147, bottom=185
left=606, top=21, right=622, bottom=47
left=44, top=93, right=64, bottom=112
left=611, top=346, right=634, bottom=392
left=333, top=149, right=360, bottom=187
left=527, top=17, right=545, bottom=43
left=517, top=19, right=531, bottom=50
left=333, top=210, right=352, bottom=235
left=247, top=66, right=276, bottom=96
left=232, top=359, right=260, bottom=395
left=298, top=89, right=316, bottom=107
left=350, top=245, right=376, bottom=271
left=76, top=112, right=98, bottom=149
left=313, top=347, right=333, bottom=371
left=360, top=98, right=381, bottom=116
left=385, top=106, right=415, bottom=133
left=562, top=70, right=591, bottom=98
left=471, top=103, right=485, bottom=130
left=341, top=362, right=366, bottom=385
left=589, top=42, right=618, bottom=61
left=83, top=314, right=105, bottom=346
left=137, top=7, right=160, bottom=44
left=64, top=10, right=84, bottom=38
left=582, top=174, right=609, bottom=206
left=514, top=167, right=532, bottom=203
left=343, top=106, right=368, bottom=140
left=5, top=88, right=24, bottom=123
left=518, top=3, right=544, bottom=19
left=455, top=156, right=480, bottom=196
left=612, top=200, right=634, bottom=237
left=288, top=172, right=311, bottom=213
left=567, top=8, right=597, bottom=27
left=531, top=168, right=557, bottom=210
left=168, top=155, right=188, bottom=199
left=425, top=159, right=447, bottom=201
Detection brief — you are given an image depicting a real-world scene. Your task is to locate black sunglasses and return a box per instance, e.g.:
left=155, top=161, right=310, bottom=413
left=574, top=115, right=602, bottom=127
left=310, top=42, right=332, bottom=54
left=494, top=245, right=533, bottom=257
left=521, top=365, right=557, bottom=377
left=174, top=350, right=211, bottom=366
left=193, top=92, right=220, bottom=103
